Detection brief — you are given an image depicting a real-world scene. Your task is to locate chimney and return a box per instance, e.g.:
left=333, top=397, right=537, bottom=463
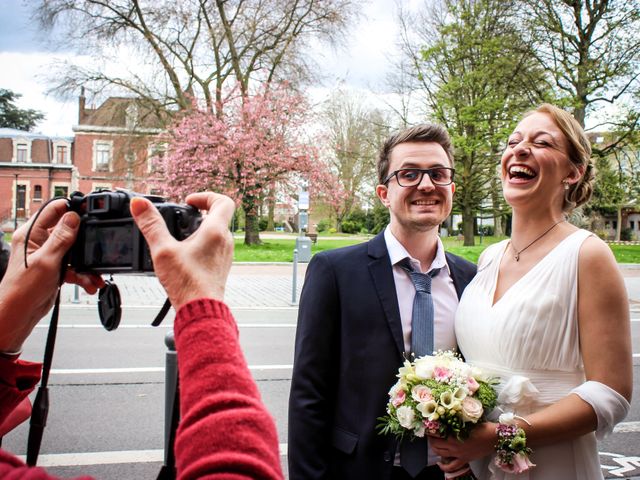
left=79, top=87, right=86, bottom=123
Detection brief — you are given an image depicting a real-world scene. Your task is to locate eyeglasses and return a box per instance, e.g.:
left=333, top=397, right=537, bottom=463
left=383, top=167, right=455, bottom=187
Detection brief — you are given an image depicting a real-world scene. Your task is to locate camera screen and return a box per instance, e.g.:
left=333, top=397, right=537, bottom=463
left=84, top=223, right=134, bottom=268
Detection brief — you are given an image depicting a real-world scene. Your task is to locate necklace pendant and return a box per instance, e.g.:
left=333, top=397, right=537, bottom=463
left=514, top=253, right=520, bottom=262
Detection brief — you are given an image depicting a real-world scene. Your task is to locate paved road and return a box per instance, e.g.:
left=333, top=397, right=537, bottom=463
left=1, top=262, right=639, bottom=479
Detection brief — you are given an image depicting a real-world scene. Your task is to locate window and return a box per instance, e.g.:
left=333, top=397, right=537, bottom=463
left=54, top=186, right=69, bottom=198
left=56, top=145, right=68, bottom=164
left=16, top=144, right=28, bottom=163
left=94, top=141, right=112, bottom=171
left=631, top=221, right=636, bottom=230
left=147, top=142, right=168, bottom=172
left=16, top=185, right=27, bottom=218
left=34, top=185, right=42, bottom=201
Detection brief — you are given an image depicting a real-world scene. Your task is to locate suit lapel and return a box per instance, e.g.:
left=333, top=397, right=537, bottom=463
left=368, top=233, right=404, bottom=358
left=445, top=252, right=471, bottom=299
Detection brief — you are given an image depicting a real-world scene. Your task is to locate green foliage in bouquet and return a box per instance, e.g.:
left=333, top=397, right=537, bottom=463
left=377, top=351, right=498, bottom=442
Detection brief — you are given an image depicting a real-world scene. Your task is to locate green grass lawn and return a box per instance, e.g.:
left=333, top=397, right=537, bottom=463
left=234, top=235, right=640, bottom=264
left=4, top=231, right=640, bottom=264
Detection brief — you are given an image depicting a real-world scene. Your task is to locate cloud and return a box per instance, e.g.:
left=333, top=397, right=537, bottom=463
left=0, top=52, right=76, bottom=137
left=0, top=0, right=43, bottom=53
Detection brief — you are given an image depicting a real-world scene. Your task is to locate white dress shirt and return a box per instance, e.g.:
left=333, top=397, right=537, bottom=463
left=384, top=226, right=460, bottom=467
left=384, top=226, right=459, bottom=355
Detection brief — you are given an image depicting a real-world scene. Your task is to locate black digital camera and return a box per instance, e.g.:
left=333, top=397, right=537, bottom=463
left=68, top=190, right=202, bottom=274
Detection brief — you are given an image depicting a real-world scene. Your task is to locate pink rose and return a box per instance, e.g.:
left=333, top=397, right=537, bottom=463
left=496, top=453, right=535, bottom=474
left=411, top=385, right=433, bottom=403
left=511, top=453, right=536, bottom=473
left=433, top=366, right=452, bottom=382
left=466, top=376, right=479, bottom=394
left=392, top=389, right=406, bottom=407
left=460, top=396, right=483, bottom=423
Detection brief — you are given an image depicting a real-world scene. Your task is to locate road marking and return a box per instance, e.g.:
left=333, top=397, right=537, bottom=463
left=600, top=452, right=640, bottom=477
left=17, top=449, right=163, bottom=467
left=15, top=441, right=640, bottom=468
left=60, top=304, right=299, bottom=311
left=613, top=421, right=640, bottom=433
left=18, top=444, right=290, bottom=466
left=49, top=365, right=294, bottom=374
left=51, top=367, right=165, bottom=374
left=35, top=323, right=296, bottom=329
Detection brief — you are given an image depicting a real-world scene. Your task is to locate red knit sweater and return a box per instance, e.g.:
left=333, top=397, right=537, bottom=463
left=0, top=298, right=284, bottom=480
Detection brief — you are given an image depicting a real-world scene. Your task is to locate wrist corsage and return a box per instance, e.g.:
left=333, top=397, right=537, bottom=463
left=494, top=413, right=535, bottom=474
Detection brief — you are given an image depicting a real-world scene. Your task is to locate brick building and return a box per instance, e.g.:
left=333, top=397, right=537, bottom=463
left=73, top=90, right=167, bottom=195
left=0, top=128, right=74, bottom=230
left=0, top=92, right=168, bottom=232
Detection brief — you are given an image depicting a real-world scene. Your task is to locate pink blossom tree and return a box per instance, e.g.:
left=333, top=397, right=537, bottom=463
left=160, top=84, right=330, bottom=245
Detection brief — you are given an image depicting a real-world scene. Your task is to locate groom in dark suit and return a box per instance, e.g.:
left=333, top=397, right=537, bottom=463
left=288, top=124, right=476, bottom=480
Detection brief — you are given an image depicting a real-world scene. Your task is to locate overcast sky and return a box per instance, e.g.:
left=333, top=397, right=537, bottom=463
left=0, top=0, right=404, bottom=137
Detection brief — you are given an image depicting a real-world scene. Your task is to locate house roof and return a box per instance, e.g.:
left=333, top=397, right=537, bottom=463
left=0, top=128, right=73, bottom=142
left=78, top=97, right=168, bottom=130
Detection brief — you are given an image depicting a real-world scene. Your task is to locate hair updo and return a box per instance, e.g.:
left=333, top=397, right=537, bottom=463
left=524, top=104, right=595, bottom=212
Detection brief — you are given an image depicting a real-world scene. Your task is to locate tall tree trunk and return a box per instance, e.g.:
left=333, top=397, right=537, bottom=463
left=266, top=185, right=276, bottom=231
left=491, top=178, right=504, bottom=237
left=243, top=197, right=262, bottom=245
left=462, top=206, right=475, bottom=246
left=616, top=206, right=622, bottom=241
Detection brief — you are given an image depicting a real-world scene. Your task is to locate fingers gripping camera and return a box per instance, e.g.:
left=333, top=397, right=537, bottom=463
left=68, top=190, right=202, bottom=274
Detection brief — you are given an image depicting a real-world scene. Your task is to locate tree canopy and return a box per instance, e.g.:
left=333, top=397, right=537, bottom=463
left=158, top=84, right=332, bottom=245
left=0, top=89, right=45, bottom=131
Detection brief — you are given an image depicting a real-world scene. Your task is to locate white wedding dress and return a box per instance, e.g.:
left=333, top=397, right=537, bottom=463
left=455, top=229, right=604, bottom=479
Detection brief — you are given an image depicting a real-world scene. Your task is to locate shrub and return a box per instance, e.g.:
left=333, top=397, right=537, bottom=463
left=316, top=219, right=331, bottom=233
left=341, top=219, right=359, bottom=234
left=479, top=225, right=494, bottom=236
left=621, top=227, right=633, bottom=241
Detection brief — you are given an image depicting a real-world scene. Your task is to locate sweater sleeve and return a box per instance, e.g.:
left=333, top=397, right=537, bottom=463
left=174, top=298, right=284, bottom=480
left=0, top=358, right=94, bottom=480
left=0, top=357, right=41, bottom=425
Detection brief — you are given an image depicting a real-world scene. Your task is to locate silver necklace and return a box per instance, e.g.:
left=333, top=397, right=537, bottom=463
left=510, top=219, right=566, bottom=262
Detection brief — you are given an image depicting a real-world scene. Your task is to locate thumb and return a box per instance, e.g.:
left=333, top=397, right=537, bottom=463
left=130, top=197, right=174, bottom=251
left=37, top=212, right=80, bottom=262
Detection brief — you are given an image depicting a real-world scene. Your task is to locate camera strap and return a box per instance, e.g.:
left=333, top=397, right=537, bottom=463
left=26, top=268, right=65, bottom=466
left=152, top=298, right=172, bottom=327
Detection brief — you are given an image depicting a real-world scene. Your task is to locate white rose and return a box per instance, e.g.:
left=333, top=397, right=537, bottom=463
left=413, top=422, right=426, bottom=437
left=396, top=405, right=416, bottom=429
left=414, top=356, right=437, bottom=379
left=461, top=397, right=484, bottom=423
left=498, top=412, right=517, bottom=425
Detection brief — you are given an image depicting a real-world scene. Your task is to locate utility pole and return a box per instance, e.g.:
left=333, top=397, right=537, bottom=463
left=13, top=173, right=19, bottom=231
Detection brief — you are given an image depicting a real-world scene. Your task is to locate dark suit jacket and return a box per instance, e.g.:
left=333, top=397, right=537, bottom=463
left=288, top=231, right=477, bottom=480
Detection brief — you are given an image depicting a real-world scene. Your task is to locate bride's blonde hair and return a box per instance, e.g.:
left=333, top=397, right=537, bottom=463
left=524, top=104, right=595, bottom=212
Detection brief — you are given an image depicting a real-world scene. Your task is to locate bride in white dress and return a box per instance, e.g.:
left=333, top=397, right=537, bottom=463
left=430, top=104, right=632, bottom=479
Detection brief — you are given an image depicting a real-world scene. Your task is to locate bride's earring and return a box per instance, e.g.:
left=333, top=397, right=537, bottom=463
left=562, top=180, right=570, bottom=190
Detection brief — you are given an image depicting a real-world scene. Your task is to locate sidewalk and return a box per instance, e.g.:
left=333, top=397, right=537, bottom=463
left=61, top=262, right=640, bottom=310
left=60, top=263, right=309, bottom=309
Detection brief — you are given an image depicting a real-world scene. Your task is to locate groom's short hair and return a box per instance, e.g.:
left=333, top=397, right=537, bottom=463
left=377, top=123, right=454, bottom=185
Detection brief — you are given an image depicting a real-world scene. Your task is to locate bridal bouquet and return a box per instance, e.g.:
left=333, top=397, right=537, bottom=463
left=377, top=351, right=498, bottom=479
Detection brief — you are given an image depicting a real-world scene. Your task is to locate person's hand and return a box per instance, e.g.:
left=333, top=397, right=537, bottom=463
left=130, top=192, right=235, bottom=309
left=429, top=422, right=497, bottom=474
left=0, top=199, right=104, bottom=353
